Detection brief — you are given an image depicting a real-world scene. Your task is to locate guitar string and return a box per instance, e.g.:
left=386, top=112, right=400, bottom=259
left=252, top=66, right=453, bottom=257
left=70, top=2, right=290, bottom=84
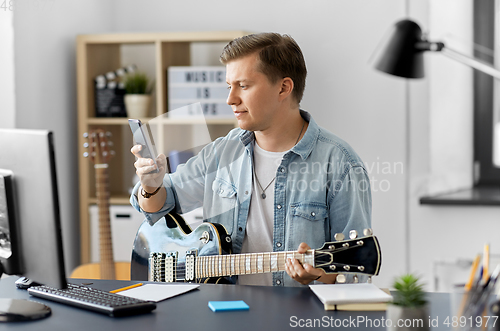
left=155, top=249, right=357, bottom=279
left=165, top=250, right=354, bottom=277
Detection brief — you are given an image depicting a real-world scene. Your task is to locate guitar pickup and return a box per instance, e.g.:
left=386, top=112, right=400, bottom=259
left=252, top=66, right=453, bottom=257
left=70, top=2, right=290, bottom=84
left=185, top=250, right=198, bottom=282
left=149, top=252, right=178, bottom=282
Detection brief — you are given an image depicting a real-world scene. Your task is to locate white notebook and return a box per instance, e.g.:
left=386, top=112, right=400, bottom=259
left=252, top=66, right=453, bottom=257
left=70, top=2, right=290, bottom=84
left=309, top=283, right=393, bottom=305
left=117, top=284, right=200, bottom=302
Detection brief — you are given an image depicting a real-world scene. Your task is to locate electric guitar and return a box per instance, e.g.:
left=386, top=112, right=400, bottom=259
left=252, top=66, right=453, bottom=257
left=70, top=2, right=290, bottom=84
left=130, top=212, right=381, bottom=283
left=71, top=129, right=130, bottom=280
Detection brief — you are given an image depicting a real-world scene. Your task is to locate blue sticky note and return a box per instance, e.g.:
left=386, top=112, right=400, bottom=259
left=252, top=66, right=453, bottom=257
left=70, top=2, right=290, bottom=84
left=208, top=300, right=249, bottom=312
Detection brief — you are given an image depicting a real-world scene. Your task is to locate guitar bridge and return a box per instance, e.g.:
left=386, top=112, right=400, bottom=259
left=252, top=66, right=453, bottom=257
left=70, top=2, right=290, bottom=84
left=149, top=252, right=178, bottom=282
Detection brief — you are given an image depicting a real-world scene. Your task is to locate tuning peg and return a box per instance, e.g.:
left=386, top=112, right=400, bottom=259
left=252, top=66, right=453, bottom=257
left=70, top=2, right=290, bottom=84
left=103, top=151, right=108, bottom=157
left=83, top=132, right=88, bottom=138
left=106, top=131, right=112, bottom=137
left=349, top=230, right=358, bottom=239
left=336, top=274, right=346, bottom=284
left=363, top=228, right=373, bottom=236
left=334, top=233, right=345, bottom=241
left=83, top=142, right=89, bottom=148
left=108, top=141, right=114, bottom=147
left=110, top=150, right=116, bottom=156
left=83, top=152, right=89, bottom=158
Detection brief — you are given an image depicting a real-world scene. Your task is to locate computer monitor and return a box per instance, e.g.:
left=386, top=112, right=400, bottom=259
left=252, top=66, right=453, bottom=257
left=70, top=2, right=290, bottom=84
left=0, top=128, right=66, bottom=290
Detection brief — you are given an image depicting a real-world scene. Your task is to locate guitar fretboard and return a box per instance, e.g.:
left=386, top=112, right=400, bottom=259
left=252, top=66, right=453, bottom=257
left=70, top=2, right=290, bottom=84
left=195, top=251, right=312, bottom=278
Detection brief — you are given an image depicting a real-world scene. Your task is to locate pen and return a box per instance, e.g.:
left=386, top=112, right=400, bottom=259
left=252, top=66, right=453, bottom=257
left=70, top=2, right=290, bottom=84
left=482, top=243, right=490, bottom=283
left=109, top=283, right=144, bottom=294
left=465, top=254, right=481, bottom=291
left=457, top=254, right=481, bottom=317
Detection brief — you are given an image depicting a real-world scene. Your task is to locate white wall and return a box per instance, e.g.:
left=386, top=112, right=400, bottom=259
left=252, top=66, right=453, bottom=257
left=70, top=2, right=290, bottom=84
left=13, top=0, right=117, bottom=273
left=0, top=10, right=15, bottom=129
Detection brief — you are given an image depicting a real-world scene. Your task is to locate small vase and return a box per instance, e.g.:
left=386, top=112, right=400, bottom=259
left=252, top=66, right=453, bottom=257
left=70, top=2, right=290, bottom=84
left=124, top=94, right=151, bottom=118
left=386, top=305, right=430, bottom=331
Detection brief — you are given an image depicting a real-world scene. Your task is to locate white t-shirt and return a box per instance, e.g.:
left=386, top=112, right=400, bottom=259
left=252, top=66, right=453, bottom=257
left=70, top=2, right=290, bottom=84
left=238, top=141, right=287, bottom=286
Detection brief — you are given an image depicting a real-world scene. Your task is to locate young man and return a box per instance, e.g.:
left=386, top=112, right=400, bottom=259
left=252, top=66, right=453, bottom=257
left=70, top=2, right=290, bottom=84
left=130, top=33, right=372, bottom=287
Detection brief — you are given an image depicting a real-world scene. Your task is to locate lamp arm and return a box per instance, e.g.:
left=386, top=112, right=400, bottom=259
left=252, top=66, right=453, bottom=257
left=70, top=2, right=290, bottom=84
left=440, top=46, right=500, bottom=80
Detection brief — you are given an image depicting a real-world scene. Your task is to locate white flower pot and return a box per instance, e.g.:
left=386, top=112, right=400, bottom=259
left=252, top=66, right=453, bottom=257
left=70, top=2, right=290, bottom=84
left=386, top=305, right=430, bottom=331
left=124, top=94, right=151, bottom=118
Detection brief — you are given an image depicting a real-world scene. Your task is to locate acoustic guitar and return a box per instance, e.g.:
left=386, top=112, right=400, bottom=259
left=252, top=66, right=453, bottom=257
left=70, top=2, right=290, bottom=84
left=130, top=212, right=381, bottom=283
left=71, top=129, right=130, bottom=280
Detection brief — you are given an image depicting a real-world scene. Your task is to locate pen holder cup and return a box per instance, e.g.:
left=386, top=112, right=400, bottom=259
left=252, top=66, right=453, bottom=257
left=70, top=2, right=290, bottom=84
left=452, top=284, right=499, bottom=331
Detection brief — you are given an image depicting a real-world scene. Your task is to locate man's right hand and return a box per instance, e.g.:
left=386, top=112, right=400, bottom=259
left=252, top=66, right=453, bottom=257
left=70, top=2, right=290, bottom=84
left=130, top=144, right=167, bottom=193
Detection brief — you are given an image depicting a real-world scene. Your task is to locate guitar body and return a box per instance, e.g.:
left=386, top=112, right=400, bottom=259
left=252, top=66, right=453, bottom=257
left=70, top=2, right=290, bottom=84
left=131, top=213, right=232, bottom=282
left=70, top=262, right=131, bottom=280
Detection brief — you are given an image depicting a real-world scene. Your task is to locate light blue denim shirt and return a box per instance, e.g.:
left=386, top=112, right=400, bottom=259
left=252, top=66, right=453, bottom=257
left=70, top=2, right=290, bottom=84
left=131, top=110, right=372, bottom=286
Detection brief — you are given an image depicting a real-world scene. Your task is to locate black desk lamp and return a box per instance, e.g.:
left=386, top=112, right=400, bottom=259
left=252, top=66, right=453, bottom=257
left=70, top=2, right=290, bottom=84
left=373, top=19, right=500, bottom=79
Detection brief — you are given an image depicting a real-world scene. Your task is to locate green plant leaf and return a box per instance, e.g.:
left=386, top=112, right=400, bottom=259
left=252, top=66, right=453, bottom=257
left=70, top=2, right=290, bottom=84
left=124, top=72, right=153, bottom=94
left=391, top=273, right=428, bottom=308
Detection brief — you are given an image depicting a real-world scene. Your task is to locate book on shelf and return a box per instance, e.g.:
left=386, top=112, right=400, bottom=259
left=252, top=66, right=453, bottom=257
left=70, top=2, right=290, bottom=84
left=309, top=283, right=392, bottom=311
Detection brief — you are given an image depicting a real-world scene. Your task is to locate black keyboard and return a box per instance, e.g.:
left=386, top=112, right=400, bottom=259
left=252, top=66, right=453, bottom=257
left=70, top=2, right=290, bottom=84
left=28, top=283, right=156, bottom=317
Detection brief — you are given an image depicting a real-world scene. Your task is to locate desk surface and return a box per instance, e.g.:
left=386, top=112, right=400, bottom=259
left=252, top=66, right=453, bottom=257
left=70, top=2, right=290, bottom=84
left=0, top=276, right=451, bottom=330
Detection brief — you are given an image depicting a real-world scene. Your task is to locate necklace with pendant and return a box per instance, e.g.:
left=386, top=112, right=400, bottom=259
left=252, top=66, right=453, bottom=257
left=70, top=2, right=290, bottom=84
left=253, top=119, right=306, bottom=199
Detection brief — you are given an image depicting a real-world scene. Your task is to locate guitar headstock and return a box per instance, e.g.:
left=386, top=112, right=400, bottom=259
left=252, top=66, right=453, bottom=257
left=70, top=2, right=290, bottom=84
left=83, top=129, right=115, bottom=165
left=315, top=228, right=381, bottom=276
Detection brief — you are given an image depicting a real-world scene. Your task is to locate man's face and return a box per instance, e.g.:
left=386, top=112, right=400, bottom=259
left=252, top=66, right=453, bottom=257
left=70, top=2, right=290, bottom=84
left=225, top=53, right=282, bottom=132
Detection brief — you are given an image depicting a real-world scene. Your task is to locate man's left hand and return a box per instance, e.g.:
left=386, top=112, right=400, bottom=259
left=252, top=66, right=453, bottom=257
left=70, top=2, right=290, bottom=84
left=285, top=243, right=335, bottom=285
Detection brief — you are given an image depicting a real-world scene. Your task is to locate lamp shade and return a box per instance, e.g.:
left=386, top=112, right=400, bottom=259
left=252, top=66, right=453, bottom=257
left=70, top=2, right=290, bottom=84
left=374, top=19, right=426, bottom=78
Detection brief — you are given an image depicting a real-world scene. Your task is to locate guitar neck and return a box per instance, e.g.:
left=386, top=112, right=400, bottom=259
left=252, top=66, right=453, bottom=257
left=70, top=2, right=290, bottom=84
left=95, top=166, right=115, bottom=280
left=195, top=251, right=314, bottom=279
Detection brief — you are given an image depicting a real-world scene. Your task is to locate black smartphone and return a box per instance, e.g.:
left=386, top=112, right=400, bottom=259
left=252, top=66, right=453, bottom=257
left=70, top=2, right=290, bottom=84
left=128, top=119, right=159, bottom=173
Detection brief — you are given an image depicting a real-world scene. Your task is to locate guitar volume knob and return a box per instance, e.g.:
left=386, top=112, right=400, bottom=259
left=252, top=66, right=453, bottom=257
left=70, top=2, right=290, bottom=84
left=200, top=231, right=210, bottom=244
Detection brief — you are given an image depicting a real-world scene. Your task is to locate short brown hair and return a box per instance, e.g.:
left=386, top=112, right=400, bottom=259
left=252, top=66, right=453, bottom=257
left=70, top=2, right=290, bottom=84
left=220, top=32, right=307, bottom=104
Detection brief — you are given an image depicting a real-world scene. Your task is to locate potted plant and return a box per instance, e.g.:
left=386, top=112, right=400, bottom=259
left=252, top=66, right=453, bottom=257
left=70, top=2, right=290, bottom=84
left=123, top=72, right=154, bottom=118
left=386, top=274, right=429, bottom=331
